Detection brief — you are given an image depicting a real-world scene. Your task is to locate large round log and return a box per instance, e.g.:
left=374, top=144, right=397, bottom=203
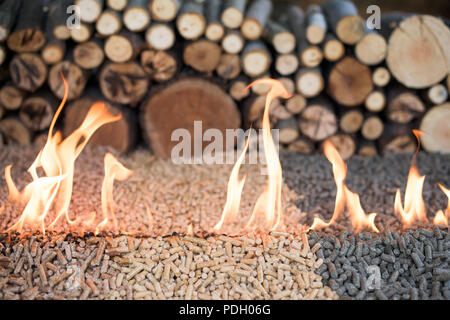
left=419, top=103, right=450, bottom=154
left=140, top=78, right=241, bottom=158
left=386, top=15, right=450, bottom=89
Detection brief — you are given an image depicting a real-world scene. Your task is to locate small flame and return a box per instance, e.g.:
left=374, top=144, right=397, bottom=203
left=311, top=141, right=379, bottom=233
left=245, top=79, right=291, bottom=232
left=4, top=72, right=122, bottom=234
left=95, top=153, right=133, bottom=233
left=394, top=130, right=428, bottom=229
left=433, top=184, right=449, bottom=227
left=213, top=131, right=251, bottom=233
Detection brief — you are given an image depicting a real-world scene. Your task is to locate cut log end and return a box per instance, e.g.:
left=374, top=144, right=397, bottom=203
left=323, top=133, right=356, bottom=160
left=0, top=85, right=26, bottom=110
left=355, top=33, right=387, bottom=66
left=216, top=54, right=242, bottom=80
left=0, top=118, right=31, bottom=145
left=75, top=0, right=103, bottom=23
left=387, top=90, right=425, bottom=124
left=340, top=110, right=363, bottom=134
left=425, top=84, right=448, bottom=105
left=275, top=54, right=299, bottom=76
left=296, top=69, right=324, bottom=98
left=285, top=94, right=307, bottom=115
left=323, top=37, right=345, bottom=62
left=10, top=53, right=48, bottom=92
left=205, top=23, right=225, bottom=42
left=306, top=25, right=326, bottom=45
left=105, top=35, right=134, bottom=63
left=123, top=7, right=151, bottom=32
left=7, top=29, right=46, bottom=53
left=272, top=32, right=296, bottom=55
left=184, top=40, right=222, bottom=73
left=372, top=67, right=391, bottom=87
left=96, top=11, right=122, bottom=36
left=70, top=24, right=92, bottom=43
left=299, top=103, right=337, bottom=141
left=177, top=13, right=206, bottom=40
left=361, top=116, right=384, bottom=141
left=107, top=0, right=128, bottom=11
left=48, top=61, right=88, bottom=101
left=41, top=44, right=65, bottom=65
left=222, top=32, right=244, bottom=54
left=276, top=117, right=299, bottom=144
left=140, top=78, right=241, bottom=158
left=141, top=50, right=177, bottom=82
left=146, top=24, right=175, bottom=51
left=419, top=103, right=450, bottom=154
left=74, top=41, right=105, bottom=70
left=53, top=26, right=71, bottom=41
left=336, top=15, right=365, bottom=45
left=150, top=0, right=179, bottom=22
left=301, top=46, right=323, bottom=68
left=19, top=95, right=56, bottom=131
left=221, top=8, right=244, bottom=29
left=365, top=90, right=386, bottom=112
left=229, top=80, right=250, bottom=101
left=287, top=137, right=315, bottom=154
left=241, top=18, right=263, bottom=40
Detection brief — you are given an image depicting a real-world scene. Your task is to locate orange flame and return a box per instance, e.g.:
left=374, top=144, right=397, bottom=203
left=311, top=141, right=379, bottom=233
left=4, top=72, right=122, bottom=234
left=95, top=153, right=133, bottom=234
left=394, top=130, right=428, bottom=229
left=433, top=184, right=449, bottom=227
left=245, top=79, right=291, bottom=232
left=213, top=131, right=251, bottom=233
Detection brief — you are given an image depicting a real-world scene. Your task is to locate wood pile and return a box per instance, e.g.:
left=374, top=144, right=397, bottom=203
left=0, top=0, right=449, bottom=158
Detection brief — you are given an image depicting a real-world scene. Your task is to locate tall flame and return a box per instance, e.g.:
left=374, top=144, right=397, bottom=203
left=4, top=72, right=122, bottom=234
left=213, top=131, right=251, bottom=233
left=245, top=79, right=291, bottom=231
left=433, top=184, right=449, bottom=227
left=310, top=141, right=379, bottom=233
left=394, top=130, right=428, bottom=229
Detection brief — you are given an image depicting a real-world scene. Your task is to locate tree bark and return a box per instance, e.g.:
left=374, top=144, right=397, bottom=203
left=0, top=0, right=21, bottom=42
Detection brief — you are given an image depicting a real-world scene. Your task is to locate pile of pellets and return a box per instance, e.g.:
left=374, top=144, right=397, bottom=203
left=0, top=232, right=338, bottom=300
left=308, top=228, right=449, bottom=300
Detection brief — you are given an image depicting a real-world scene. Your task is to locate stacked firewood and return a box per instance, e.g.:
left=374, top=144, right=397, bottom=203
left=0, top=0, right=448, bottom=158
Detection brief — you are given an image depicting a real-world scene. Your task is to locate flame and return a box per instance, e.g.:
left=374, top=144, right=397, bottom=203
left=394, top=130, right=428, bottom=229
left=433, top=184, right=449, bottom=227
left=213, top=131, right=251, bottom=233
left=95, top=153, right=133, bottom=233
left=311, top=141, right=379, bottom=233
left=4, top=72, right=122, bottom=234
left=245, top=79, right=291, bottom=232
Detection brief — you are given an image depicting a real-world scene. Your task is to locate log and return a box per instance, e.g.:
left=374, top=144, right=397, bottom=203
left=123, top=0, right=151, bottom=32
left=422, top=84, right=448, bottom=105
left=183, top=39, right=222, bottom=73
left=271, top=104, right=292, bottom=120
left=71, top=23, right=93, bottom=43
left=205, top=0, right=225, bottom=42
left=419, top=103, right=450, bottom=153
left=275, top=117, right=299, bottom=144
left=149, top=0, right=180, bottom=22
left=361, top=115, right=384, bottom=141
left=321, top=0, right=365, bottom=45
left=0, top=117, right=32, bottom=145
left=73, top=40, right=105, bottom=70
left=358, top=140, right=377, bottom=157
left=322, top=33, right=344, bottom=62
left=285, top=94, right=307, bottom=115
left=99, top=61, right=148, bottom=105
left=298, top=98, right=338, bottom=141
left=386, top=15, right=450, bottom=89
left=221, top=0, right=248, bottom=29
left=49, top=0, right=72, bottom=40
left=295, top=67, right=324, bottom=98
left=0, top=45, right=6, bottom=66
left=275, top=53, right=299, bottom=76
left=19, top=90, right=57, bottom=131
left=221, top=30, right=245, bottom=54
left=107, top=0, right=128, bottom=11
left=216, top=53, right=241, bottom=80
left=305, top=4, right=327, bottom=45
left=287, top=5, right=323, bottom=68
left=322, top=132, right=356, bottom=160
left=145, top=23, right=176, bottom=51
left=372, top=66, right=391, bottom=87
left=243, top=94, right=280, bottom=125
left=96, top=9, right=122, bottom=36
left=0, top=84, right=26, bottom=110
left=327, top=56, right=373, bottom=107
left=278, top=77, right=295, bottom=96
left=10, top=53, right=48, bottom=92
left=41, top=21, right=66, bottom=65
left=105, top=31, right=143, bottom=63
left=75, top=0, right=104, bottom=23
left=264, top=20, right=296, bottom=55
left=287, top=137, right=315, bottom=154
left=63, top=93, right=137, bottom=153
left=0, top=0, right=21, bottom=42
left=355, top=30, right=387, bottom=66
left=250, top=75, right=271, bottom=95
left=339, top=109, right=363, bottom=134
left=364, top=90, right=386, bottom=112
left=228, top=78, right=250, bottom=101
left=386, top=87, right=425, bottom=124
left=176, top=0, right=206, bottom=40
left=241, top=41, right=271, bottom=77
left=241, top=0, right=272, bottom=40
left=378, top=122, right=416, bottom=155
left=7, top=0, right=45, bottom=53
left=48, top=60, right=89, bottom=101
left=141, top=49, right=177, bottom=82
left=140, top=77, right=241, bottom=158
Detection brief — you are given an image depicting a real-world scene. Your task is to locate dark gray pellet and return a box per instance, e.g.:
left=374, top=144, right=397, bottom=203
left=411, top=252, right=424, bottom=268
left=381, top=253, right=395, bottom=263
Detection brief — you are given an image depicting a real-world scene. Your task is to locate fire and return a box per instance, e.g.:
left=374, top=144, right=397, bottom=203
left=311, top=141, right=379, bottom=233
left=434, top=184, right=449, bottom=227
left=4, top=72, right=125, bottom=234
left=95, top=153, right=133, bottom=234
left=394, top=130, right=428, bottom=229
left=213, top=131, right=251, bottom=233
left=245, top=79, right=291, bottom=232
